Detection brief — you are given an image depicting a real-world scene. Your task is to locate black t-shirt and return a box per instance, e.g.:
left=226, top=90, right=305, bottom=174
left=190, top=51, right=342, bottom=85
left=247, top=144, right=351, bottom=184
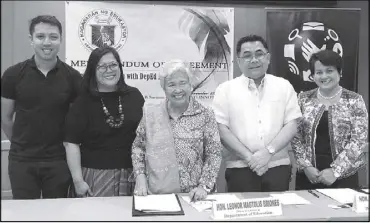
left=64, top=88, right=144, bottom=169
left=1, top=56, right=82, bottom=161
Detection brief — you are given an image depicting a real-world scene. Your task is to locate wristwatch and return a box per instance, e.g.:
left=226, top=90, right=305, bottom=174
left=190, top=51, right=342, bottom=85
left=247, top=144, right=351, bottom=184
left=332, top=169, right=341, bottom=178
left=266, top=145, right=276, bottom=154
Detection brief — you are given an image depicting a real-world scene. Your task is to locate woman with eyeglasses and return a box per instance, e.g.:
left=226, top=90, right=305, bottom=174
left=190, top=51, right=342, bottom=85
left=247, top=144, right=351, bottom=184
left=63, top=46, right=144, bottom=197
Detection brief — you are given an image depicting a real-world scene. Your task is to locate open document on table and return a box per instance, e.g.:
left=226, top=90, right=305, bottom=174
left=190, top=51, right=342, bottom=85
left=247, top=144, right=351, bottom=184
left=133, top=194, right=184, bottom=216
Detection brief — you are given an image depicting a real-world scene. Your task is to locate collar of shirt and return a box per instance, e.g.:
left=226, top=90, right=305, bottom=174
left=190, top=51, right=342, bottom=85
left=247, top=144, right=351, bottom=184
left=167, top=96, right=203, bottom=119
left=240, top=73, right=268, bottom=91
left=183, top=96, right=203, bottom=116
left=28, top=55, right=63, bottom=71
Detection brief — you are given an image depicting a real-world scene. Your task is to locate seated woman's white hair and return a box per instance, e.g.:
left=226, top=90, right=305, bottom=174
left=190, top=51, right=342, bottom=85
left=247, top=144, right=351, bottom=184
left=159, top=59, right=194, bottom=89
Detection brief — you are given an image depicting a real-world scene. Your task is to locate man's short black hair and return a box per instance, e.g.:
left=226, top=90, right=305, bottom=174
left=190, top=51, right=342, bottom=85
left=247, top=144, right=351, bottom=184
left=236, top=35, right=269, bottom=55
left=29, top=15, right=62, bottom=36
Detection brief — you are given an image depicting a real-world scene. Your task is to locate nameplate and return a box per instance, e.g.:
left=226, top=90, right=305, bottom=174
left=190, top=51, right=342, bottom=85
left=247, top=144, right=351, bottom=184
left=211, top=197, right=282, bottom=220
left=352, top=193, right=368, bottom=213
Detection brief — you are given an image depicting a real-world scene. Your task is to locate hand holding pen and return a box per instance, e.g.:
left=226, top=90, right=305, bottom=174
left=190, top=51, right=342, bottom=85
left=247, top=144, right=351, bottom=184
left=189, top=186, right=207, bottom=202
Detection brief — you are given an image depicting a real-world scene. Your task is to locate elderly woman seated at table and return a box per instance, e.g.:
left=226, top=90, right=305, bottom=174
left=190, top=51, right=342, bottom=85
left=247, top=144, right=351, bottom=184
left=131, top=60, right=222, bottom=201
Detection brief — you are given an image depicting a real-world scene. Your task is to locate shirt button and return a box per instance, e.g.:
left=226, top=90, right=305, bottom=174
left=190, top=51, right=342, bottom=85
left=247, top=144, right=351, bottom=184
left=259, top=120, right=261, bottom=124
left=260, top=136, right=263, bottom=140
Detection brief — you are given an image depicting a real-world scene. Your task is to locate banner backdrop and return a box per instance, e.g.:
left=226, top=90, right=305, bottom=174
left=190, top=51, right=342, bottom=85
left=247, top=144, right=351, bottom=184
left=65, top=1, right=234, bottom=106
left=266, top=9, right=361, bottom=93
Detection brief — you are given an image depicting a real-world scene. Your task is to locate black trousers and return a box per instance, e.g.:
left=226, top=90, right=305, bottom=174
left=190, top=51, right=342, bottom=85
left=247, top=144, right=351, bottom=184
left=295, top=172, right=359, bottom=190
left=8, top=159, right=72, bottom=199
left=225, top=165, right=292, bottom=192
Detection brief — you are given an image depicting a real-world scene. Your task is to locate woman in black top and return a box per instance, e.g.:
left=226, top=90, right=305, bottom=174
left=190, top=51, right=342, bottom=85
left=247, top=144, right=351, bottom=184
left=292, top=50, right=367, bottom=190
left=295, top=110, right=359, bottom=189
left=64, top=46, right=144, bottom=197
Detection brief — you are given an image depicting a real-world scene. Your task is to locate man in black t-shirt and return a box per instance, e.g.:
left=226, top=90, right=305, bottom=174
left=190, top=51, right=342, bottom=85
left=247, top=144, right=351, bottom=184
left=1, top=15, right=82, bottom=199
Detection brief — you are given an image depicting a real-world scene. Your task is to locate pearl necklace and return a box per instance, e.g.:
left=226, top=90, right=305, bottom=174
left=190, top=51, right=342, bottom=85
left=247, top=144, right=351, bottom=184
left=101, top=96, right=124, bottom=128
left=318, top=87, right=342, bottom=100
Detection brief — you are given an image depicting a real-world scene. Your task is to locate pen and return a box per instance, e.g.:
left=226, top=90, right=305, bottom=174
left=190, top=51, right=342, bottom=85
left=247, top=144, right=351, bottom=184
left=190, top=193, right=196, bottom=203
left=354, top=188, right=369, bottom=195
left=308, top=190, right=320, bottom=198
left=203, top=199, right=217, bottom=202
left=339, top=203, right=352, bottom=208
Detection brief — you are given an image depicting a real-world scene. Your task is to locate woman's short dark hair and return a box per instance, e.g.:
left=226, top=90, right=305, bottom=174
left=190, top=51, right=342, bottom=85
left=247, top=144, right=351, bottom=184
left=82, top=46, right=128, bottom=96
left=308, top=50, right=343, bottom=81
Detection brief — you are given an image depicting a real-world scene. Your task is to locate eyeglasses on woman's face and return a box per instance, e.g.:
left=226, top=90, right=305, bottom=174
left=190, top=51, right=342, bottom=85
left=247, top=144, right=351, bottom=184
left=97, top=62, right=119, bottom=73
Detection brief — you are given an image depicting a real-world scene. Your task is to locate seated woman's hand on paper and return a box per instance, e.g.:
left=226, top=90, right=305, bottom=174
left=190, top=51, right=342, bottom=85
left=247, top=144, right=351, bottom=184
left=189, top=186, right=207, bottom=202
left=134, top=174, right=149, bottom=196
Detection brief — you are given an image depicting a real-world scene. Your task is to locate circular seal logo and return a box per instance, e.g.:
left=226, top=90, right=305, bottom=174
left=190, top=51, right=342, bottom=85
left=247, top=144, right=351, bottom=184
left=283, top=21, right=343, bottom=82
left=79, top=9, right=128, bottom=52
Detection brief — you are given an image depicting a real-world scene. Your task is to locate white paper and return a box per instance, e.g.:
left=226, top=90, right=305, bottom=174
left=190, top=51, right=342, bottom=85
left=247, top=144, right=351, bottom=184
left=182, top=194, right=240, bottom=212
left=270, top=193, right=311, bottom=205
left=134, top=194, right=181, bottom=212
left=316, top=188, right=361, bottom=204
left=362, top=189, right=369, bottom=193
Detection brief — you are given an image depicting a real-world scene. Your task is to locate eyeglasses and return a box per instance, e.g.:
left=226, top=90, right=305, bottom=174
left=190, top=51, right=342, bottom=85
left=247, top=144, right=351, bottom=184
left=238, top=50, right=268, bottom=62
left=97, top=62, right=119, bottom=73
